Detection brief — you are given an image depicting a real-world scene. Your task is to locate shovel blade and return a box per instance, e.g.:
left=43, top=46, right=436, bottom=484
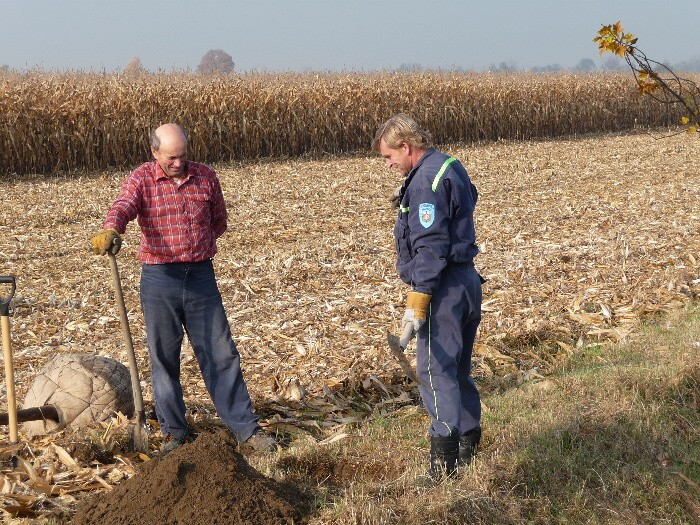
left=128, top=422, right=150, bottom=454
left=386, top=331, right=419, bottom=384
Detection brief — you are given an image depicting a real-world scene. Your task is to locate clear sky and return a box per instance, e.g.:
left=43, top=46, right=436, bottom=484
left=2, top=0, right=698, bottom=72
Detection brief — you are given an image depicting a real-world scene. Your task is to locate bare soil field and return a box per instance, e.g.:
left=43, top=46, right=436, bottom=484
left=0, top=129, right=699, bottom=520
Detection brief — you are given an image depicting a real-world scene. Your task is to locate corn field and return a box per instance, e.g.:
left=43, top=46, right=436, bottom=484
left=0, top=70, right=685, bottom=174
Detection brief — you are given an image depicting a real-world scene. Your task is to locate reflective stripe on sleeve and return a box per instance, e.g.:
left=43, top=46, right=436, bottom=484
left=431, top=157, right=457, bottom=192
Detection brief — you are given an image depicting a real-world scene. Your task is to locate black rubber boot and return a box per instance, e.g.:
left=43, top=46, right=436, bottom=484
left=429, top=435, right=460, bottom=479
left=458, top=427, right=481, bottom=466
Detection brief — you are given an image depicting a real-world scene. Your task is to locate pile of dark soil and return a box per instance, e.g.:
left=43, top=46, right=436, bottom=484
left=72, top=430, right=314, bottom=525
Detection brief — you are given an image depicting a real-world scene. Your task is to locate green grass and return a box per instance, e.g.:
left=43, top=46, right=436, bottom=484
left=250, top=304, right=700, bottom=524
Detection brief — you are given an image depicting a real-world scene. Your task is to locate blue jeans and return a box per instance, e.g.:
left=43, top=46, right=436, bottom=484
left=140, top=259, right=260, bottom=442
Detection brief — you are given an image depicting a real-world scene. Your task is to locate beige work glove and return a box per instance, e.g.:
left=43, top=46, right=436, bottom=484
left=90, top=229, right=122, bottom=255
left=389, top=185, right=402, bottom=209
left=399, top=291, right=432, bottom=348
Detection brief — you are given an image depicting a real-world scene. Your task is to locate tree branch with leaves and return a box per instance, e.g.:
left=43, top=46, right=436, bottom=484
left=594, top=21, right=700, bottom=134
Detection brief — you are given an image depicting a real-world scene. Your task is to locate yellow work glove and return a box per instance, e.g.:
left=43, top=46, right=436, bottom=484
left=90, top=229, right=122, bottom=255
left=399, top=291, right=432, bottom=348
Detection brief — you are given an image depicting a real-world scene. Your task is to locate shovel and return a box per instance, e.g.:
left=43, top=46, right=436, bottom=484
left=107, top=250, right=149, bottom=453
left=386, top=324, right=420, bottom=384
left=0, top=276, right=18, bottom=443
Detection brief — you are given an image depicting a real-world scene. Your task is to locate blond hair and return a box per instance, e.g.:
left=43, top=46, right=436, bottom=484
left=372, top=114, right=433, bottom=151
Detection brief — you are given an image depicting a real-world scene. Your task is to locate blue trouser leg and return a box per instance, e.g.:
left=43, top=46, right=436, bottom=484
left=140, top=260, right=260, bottom=442
left=140, top=263, right=188, bottom=439
left=181, top=261, right=260, bottom=442
left=416, top=264, right=482, bottom=437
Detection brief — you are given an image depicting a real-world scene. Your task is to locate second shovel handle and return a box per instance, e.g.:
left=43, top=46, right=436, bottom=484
left=1, top=315, right=18, bottom=443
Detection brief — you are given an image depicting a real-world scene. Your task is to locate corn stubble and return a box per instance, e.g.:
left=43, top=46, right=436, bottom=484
left=1, top=71, right=700, bottom=523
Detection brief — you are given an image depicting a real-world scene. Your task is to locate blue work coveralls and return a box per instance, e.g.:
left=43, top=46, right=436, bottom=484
left=393, top=148, right=482, bottom=438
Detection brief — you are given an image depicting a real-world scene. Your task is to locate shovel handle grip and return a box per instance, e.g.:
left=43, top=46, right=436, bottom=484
left=110, top=235, right=122, bottom=255
left=0, top=276, right=16, bottom=317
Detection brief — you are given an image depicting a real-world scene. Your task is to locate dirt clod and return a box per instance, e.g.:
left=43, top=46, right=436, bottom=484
left=72, top=430, right=314, bottom=525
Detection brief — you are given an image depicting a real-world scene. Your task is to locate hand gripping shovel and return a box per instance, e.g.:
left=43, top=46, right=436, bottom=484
left=386, top=323, right=420, bottom=384
left=0, top=276, right=18, bottom=443
left=107, top=251, right=149, bottom=453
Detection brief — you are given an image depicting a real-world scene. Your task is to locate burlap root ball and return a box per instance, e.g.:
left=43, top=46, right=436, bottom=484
left=22, top=354, right=134, bottom=437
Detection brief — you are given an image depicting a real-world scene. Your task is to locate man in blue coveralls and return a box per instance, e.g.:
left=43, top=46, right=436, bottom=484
left=373, top=114, right=483, bottom=479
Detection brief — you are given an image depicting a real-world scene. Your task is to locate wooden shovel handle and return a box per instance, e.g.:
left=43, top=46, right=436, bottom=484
left=107, top=253, right=146, bottom=422
left=2, top=315, right=18, bottom=443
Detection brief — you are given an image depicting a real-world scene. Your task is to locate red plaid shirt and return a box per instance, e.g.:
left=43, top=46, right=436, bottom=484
left=104, top=160, right=228, bottom=264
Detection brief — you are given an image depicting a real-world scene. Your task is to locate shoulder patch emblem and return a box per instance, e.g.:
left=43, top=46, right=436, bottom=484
left=418, top=203, right=435, bottom=228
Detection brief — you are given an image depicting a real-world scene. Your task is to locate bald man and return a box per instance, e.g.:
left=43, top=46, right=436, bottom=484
left=91, top=123, right=275, bottom=454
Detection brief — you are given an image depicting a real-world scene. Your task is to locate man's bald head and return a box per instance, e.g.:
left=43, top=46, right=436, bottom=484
left=150, top=123, right=188, bottom=179
left=150, top=123, right=188, bottom=151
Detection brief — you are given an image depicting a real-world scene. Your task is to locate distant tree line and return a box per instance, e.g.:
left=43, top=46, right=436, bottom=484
left=2, top=48, right=698, bottom=75
left=122, top=49, right=236, bottom=76
left=403, top=56, right=700, bottom=75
